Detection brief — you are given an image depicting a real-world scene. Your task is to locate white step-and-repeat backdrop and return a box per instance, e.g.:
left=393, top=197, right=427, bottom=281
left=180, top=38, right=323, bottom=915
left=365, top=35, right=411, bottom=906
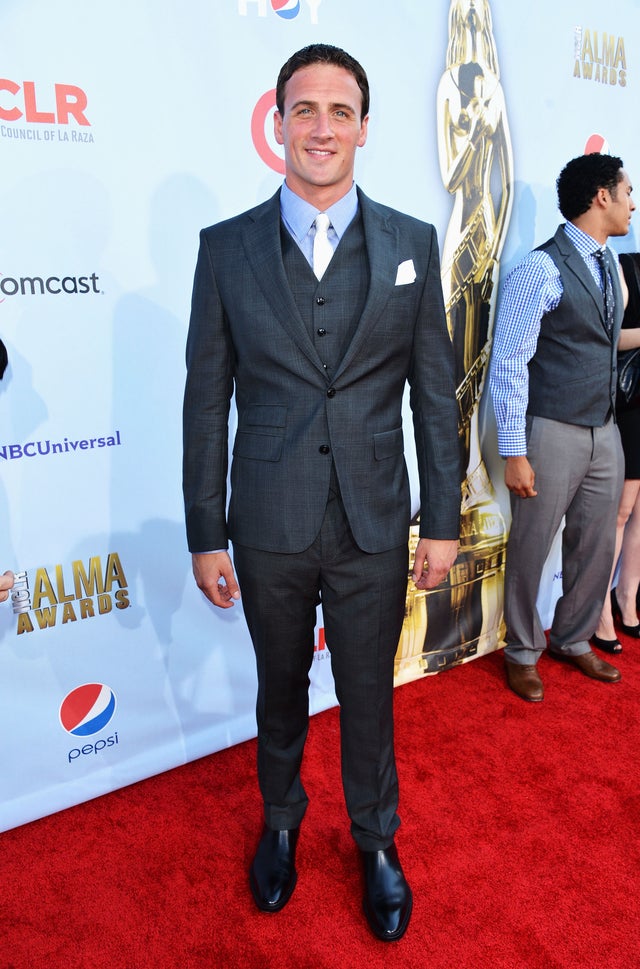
left=1, top=0, right=637, bottom=831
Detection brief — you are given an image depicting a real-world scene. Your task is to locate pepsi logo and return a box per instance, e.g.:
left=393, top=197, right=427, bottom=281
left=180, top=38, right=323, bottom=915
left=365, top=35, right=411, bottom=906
left=584, top=133, right=611, bottom=155
left=271, top=0, right=300, bottom=19
left=59, top=683, right=116, bottom=737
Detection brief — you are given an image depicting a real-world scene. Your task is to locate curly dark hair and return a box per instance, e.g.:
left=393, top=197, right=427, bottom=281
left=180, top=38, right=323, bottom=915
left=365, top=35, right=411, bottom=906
left=557, top=153, right=624, bottom=221
left=275, top=44, right=369, bottom=120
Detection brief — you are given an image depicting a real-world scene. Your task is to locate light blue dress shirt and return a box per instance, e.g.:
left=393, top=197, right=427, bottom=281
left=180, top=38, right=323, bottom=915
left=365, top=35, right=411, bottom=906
left=279, top=180, right=359, bottom=267
left=489, top=222, right=618, bottom=456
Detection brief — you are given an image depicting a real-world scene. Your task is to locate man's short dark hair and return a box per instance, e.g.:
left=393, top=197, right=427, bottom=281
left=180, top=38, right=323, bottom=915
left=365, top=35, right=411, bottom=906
left=276, top=44, right=370, bottom=120
left=557, top=153, right=624, bottom=221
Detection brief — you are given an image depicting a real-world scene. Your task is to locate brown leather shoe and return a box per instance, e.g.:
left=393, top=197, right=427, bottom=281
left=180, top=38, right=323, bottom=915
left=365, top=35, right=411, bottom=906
left=505, top=659, right=544, bottom=702
left=549, top=649, right=621, bottom=682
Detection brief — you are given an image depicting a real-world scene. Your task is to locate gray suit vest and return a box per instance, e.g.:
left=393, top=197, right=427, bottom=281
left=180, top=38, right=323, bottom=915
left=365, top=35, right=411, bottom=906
left=280, top=211, right=370, bottom=380
left=527, top=228, right=621, bottom=426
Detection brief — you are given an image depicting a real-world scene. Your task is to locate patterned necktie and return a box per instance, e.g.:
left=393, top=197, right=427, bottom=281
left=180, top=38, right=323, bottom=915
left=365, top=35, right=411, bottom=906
left=312, top=213, right=333, bottom=280
left=595, top=249, right=615, bottom=336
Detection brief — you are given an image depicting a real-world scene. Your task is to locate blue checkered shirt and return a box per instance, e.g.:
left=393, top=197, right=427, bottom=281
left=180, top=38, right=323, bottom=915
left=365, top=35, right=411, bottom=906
left=489, top=222, right=617, bottom=455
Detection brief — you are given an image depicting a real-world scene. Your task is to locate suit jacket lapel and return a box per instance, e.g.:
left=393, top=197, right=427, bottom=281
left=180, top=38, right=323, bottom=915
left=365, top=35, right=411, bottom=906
left=241, top=189, right=402, bottom=379
left=333, top=190, right=398, bottom=381
left=241, top=191, right=325, bottom=372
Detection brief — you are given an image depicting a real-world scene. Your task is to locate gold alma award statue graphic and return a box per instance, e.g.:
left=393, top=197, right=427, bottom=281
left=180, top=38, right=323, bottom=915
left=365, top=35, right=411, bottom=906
left=396, top=0, right=513, bottom=681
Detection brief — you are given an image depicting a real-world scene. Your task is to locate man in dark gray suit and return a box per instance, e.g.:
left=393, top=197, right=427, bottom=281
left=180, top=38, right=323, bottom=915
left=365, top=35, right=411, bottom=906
left=183, top=44, right=461, bottom=941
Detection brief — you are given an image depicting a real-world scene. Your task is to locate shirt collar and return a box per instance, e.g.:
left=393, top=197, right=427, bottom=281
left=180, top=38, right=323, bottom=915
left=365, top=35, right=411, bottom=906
left=280, top=181, right=359, bottom=244
left=563, top=221, right=606, bottom=258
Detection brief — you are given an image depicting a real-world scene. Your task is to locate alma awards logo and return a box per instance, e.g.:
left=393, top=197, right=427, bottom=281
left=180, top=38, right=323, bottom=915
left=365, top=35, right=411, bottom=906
left=573, top=27, right=626, bottom=87
left=397, top=0, right=512, bottom=681
left=11, top=552, right=130, bottom=634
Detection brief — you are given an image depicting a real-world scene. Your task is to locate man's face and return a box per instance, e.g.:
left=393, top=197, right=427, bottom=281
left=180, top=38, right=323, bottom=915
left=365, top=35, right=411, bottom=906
left=274, top=63, right=368, bottom=207
left=606, top=170, right=635, bottom=236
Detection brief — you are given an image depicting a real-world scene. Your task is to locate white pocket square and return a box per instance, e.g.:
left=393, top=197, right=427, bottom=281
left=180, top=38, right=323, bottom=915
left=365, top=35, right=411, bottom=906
left=395, top=259, right=416, bottom=285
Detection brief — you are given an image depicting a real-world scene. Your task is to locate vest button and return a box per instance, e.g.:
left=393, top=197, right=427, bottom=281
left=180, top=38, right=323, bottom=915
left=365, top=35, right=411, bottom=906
left=317, top=328, right=326, bottom=336
left=327, top=387, right=336, bottom=398
left=319, top=444, right=330, bottom=454
left=316, top=297, right=326, bottom=305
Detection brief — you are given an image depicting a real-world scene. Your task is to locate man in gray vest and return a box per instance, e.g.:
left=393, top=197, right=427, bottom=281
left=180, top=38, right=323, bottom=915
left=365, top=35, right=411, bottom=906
left=489, top=153, right=635, bottom=702
left=182, top=45, right=461, bottom=940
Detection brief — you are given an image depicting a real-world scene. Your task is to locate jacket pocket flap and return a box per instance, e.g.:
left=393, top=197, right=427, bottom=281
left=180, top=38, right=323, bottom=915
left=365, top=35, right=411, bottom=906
left=233, top=431, right=283, bottom=461
left=373, top=426, right=404, bottom=460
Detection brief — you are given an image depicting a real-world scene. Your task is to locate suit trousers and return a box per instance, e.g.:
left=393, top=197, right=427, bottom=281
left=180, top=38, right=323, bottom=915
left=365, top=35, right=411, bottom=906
left=504, top=415, right=624, bottom=665
left=233, top=483, right=409, bottom=851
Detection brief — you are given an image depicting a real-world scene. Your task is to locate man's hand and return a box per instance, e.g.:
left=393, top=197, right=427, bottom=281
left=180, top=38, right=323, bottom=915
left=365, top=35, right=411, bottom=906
left=412, top=538, right=458, bottom=591
left=504, top=455, right=538, bottom=498
left=0, top=570, right=15, bottom=603
left=192, top=552, right=241, bottom=609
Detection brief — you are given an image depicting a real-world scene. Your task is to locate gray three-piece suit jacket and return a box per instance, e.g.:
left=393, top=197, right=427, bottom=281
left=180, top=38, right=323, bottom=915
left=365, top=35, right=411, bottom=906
left=183, top=187, right=461, bottom=558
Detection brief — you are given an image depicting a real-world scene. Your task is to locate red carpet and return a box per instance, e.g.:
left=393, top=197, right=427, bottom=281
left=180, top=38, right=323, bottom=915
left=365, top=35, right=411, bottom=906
left=2, top=637, right=639, bottom=969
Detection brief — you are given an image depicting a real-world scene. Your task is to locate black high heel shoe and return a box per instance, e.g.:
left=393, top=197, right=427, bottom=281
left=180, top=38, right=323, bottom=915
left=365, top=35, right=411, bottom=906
left=590, top=633, right=622, bottom=655
left=611, top=588, right=640, bottom=638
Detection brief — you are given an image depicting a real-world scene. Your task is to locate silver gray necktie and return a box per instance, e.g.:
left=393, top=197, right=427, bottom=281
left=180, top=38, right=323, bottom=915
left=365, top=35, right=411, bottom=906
left=312, top=213, right=333, bottom=280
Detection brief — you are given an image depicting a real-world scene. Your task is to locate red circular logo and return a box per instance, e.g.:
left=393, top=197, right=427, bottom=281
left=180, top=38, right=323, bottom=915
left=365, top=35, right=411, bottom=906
left=251, top=88, right=285, bottom=175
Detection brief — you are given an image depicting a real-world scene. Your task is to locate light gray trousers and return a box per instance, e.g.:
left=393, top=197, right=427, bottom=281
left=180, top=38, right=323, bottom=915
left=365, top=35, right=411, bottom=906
left=504, top=415, right=624, bottom=665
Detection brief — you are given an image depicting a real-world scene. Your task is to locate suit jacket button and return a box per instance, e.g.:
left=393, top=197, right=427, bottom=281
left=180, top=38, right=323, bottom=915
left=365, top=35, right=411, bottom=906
left=317, top=327, right=326, bottom=336
left=319, top=445, right=330, bottom=454
left=316, top=297, right=326, bottom=305
left=327, top=387, right=336, bottom=398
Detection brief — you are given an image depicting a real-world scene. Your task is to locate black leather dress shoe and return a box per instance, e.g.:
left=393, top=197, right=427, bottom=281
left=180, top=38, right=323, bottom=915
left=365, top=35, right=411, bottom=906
left=549, top=649, right=621, bottom=682
left=361, top=843, right=412, bottom=941
left=249, top=825, right=299, bottom=912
